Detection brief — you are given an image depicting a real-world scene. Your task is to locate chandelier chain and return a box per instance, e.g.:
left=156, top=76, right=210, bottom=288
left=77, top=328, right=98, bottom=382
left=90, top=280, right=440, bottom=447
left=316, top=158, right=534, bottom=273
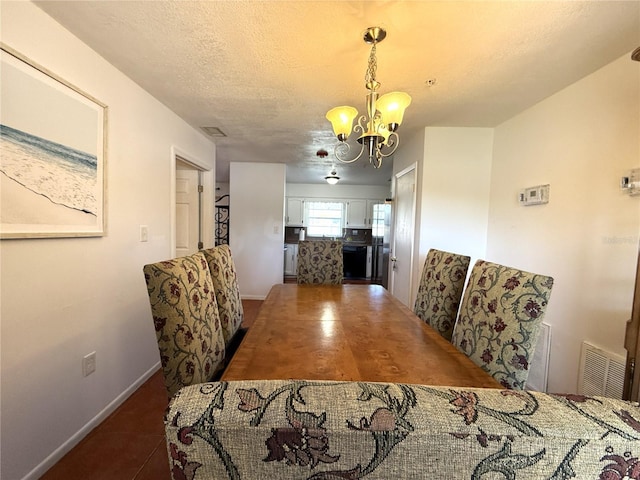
left=365, top=44, right=378, bottom=86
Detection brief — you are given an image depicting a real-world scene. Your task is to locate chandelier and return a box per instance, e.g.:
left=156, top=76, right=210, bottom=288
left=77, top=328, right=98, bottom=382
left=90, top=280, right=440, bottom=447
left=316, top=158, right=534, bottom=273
left=325, top=27, right=411, bottom=169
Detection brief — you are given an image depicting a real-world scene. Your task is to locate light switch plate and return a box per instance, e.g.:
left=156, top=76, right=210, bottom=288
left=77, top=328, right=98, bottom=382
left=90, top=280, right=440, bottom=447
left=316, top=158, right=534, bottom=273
left=83, top=351, right=96, bottom=377
left=140, top=225, right=149, bottom=242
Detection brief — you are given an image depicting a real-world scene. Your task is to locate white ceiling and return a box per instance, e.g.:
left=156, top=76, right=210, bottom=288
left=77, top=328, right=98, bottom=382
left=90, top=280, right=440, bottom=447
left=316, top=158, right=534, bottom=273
left=35, top=1, right=640, bottom=186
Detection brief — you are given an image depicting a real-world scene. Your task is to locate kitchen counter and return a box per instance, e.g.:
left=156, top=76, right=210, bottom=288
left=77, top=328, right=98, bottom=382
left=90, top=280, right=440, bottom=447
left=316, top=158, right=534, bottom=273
left=285, top=239, right=372, bottom=246
left=284, top=227, right=372, bottom=245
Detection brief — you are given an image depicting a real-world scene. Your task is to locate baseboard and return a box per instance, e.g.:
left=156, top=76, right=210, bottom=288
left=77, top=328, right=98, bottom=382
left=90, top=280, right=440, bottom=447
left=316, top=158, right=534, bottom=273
left=241, top=294, right=266, bottom=300
left=21, top=361, right=161, bottom=480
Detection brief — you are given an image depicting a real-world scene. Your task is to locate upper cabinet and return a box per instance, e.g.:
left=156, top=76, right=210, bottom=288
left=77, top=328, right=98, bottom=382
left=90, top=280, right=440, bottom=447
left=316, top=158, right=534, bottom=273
left=286, top=196, right=385, bottom=229
left=286, top=197, right=305, bottom=226
left=345, top=199, right=367, bottom=228
left=349, top=199, right=385, bottom=227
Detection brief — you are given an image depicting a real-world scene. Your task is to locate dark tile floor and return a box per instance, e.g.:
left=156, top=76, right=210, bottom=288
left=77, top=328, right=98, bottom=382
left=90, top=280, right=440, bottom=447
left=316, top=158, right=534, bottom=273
left=41, top=299, right=263, bottom=480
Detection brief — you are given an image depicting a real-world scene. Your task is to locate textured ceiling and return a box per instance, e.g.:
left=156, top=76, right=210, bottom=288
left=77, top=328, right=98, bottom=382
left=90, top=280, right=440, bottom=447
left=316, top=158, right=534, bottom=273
left=35, top=1, right=640, bottom=186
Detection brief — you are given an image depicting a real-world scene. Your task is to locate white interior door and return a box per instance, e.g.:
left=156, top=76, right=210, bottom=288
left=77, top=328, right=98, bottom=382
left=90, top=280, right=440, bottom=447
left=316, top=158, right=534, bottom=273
left=175, top=163, right=200, bottom=257
left=390, top=165, right=416, bottom=307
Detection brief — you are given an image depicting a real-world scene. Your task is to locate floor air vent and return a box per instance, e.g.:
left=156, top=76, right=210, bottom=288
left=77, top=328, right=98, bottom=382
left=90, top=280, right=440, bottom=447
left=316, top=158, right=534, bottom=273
left=578, top=341, right=626, bottom=399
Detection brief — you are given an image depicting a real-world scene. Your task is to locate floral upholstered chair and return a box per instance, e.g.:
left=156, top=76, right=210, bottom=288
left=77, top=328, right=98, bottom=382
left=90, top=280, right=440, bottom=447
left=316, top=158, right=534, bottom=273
left=297, top=240, right=344, bottom=285
left=202, top=245, right=245, bottom=351
left=143, top=252, right=226, bottom=398
left=414, top=248, right=471, bottom=341
left=451, top=260, right=554, bottom=390
left=166, top=379, right=640, bottom=479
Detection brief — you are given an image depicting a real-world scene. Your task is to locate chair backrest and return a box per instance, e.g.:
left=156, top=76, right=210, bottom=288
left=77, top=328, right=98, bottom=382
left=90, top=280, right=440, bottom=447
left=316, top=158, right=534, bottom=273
left=451, top=260, right=554, bottom=390
left=201, top=245, right=244, bottom=347
left=297, top=240, right=344, bottom=285
left=143, top=252, right=226, bottom=398
left=414, top=248, right=471, bottom=341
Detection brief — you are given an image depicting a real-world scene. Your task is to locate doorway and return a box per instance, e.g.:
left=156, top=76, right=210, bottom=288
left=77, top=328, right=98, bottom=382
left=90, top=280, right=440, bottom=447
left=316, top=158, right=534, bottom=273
left=390, top=164, right=417, bottom=307
left=623, top=248, right=640, bottom=400
left=175, top=159, right=202, bottom=257
left=171, top=147, right=214, bottom=258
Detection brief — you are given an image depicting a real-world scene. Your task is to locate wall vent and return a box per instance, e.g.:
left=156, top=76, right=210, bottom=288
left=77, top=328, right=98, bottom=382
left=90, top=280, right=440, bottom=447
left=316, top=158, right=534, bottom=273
left=526, top=323, right=551, bottom=392
left=578, top=341, right=626, bottom=399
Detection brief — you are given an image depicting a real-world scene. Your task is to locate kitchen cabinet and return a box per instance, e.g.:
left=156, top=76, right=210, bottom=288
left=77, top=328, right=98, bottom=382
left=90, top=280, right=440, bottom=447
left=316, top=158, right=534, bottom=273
left=286, top=197, right=304, bottom=226
left=288, top=197, right=385, bottom=229
left=346, top=199, right=385, bottom=227
left=284, top=243, right=298, bottom=276
left=345, top=199, right=367, bottom=227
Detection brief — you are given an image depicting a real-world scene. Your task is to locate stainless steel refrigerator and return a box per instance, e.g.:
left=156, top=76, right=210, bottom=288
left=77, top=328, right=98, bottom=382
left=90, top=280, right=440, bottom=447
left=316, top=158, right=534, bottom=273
left=371, top=200, right=392, bottom=288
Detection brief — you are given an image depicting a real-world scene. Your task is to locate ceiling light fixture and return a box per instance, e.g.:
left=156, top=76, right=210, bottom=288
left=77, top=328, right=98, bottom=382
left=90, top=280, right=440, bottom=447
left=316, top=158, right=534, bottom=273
left=316, top=149, right=339, bottom=184
left=325, top=169, right=340, bottom=185
left=326, top=27, right=411, bottom=169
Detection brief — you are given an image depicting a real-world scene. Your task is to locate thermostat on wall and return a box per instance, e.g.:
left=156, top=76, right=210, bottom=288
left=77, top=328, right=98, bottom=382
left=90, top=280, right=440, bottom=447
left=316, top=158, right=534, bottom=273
left=621, top=168, right=640, bottom=196
left=518, top=184, right=550, bottom=206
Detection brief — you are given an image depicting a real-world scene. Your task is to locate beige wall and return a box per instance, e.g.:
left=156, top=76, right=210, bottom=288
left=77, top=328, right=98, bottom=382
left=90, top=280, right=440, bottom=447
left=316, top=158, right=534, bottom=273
left=421, top=127, right=493, bottom=258
left=393, top=127, right=494, bottom=307
left=400, top=52, right=639, bottom=395
left=418, top=127, right=494, bottom=298
left=0, top=3, right=216, bottom=479
left=488, top=52, right=640, bottom=393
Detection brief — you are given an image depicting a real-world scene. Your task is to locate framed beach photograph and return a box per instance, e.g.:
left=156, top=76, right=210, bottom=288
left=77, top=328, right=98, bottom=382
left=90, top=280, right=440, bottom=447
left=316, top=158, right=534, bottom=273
left=0, top=44, right=107, bottom=238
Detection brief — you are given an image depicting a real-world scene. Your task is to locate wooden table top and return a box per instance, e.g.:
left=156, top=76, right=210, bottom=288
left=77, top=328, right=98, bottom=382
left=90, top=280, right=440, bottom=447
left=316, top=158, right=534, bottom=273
left=222, top=284, right=501, bottom=388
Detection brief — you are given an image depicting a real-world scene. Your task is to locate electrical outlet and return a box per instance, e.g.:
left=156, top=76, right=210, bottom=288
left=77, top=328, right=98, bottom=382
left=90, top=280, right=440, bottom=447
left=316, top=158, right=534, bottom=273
left=83, top=351, right=96, bottom=377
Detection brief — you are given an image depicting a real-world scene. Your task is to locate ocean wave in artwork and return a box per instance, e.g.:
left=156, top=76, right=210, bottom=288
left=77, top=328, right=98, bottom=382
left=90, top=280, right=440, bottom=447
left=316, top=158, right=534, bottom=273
left=0, top=124, right=98, bottom=215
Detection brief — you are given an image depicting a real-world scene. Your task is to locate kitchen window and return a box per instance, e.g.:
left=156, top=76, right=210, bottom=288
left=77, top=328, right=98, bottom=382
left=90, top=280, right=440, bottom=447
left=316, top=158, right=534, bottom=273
left=372, top=203, right=385, bottom=237
left=305, top=201, right=344, bottom=237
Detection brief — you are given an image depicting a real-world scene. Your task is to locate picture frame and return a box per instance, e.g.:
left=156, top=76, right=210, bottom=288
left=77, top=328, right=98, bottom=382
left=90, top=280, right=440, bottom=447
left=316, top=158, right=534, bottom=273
left=0, top=43, right=107, bottom=239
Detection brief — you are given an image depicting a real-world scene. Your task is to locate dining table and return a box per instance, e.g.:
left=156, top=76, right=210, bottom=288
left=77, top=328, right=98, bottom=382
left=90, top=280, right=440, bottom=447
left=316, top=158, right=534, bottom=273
left=222, top=283, right=501, bottom=388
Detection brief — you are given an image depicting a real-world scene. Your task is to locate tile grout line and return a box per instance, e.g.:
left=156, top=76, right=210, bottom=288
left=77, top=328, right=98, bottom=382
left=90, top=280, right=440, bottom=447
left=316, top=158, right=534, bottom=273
left=132, top=435, right=167, bottom=479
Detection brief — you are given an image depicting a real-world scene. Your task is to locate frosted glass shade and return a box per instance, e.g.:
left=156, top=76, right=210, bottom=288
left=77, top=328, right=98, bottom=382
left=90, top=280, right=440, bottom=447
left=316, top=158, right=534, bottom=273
left=326, top=106, right=358, bottom=140
left=377, top=123, right=391, bottom=145
left=376, top=91, right=411, bottom=128
left=325, top=175, right=339, bottom=185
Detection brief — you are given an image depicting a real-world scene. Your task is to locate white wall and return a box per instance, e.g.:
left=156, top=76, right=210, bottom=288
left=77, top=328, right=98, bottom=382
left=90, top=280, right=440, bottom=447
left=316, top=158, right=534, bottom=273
left=412, top=127, right=493, bottom=305
left=230, top=162, right=286, bottom=299
left=393, top=127, right=493, bottom=306
left=420, top=127, right=493, bottom=262
left=0, top=3, right=216, bottom=479
left=489, top=53, right=640, bottom=393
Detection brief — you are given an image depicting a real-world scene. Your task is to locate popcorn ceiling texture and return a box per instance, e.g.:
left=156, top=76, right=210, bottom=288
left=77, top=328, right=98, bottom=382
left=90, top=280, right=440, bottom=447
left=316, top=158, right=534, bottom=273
left=35, top=1, right=640, bottom=184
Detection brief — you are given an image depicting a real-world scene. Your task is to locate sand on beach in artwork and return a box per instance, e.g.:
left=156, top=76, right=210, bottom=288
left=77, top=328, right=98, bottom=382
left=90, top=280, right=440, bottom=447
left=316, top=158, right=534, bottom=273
left=1, top=172, right=96, bottom=226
